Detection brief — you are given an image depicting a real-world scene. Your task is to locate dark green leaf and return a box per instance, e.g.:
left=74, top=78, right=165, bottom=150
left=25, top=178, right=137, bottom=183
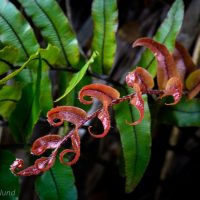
left=36, top=158, right=77, bottom=200
left=0, top=85, right=21, bottom=119
left=159, top=98, right=200, bottom=127
left=39, top=63, right=53, bottom=115
left=0, top=0, right=39, bottom=63
left=92, top=0, right=117, bottom=74
left=9, top=80, right=39, bottom=143
left=8, top=45, right=57, bottom=142
left=115, top=91, right=151, bottom=193
left=137, top=0, right=184, bottom=77
left=18, top=0, right=80, bottom=66
left=0, top=150, right=20, bottom=200
left=55, top=51, right=98, bottom=102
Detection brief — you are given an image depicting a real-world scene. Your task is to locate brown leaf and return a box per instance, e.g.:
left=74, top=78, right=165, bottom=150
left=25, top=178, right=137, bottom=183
left=47, top=106, right=87, bottom=127
left=59, top=130, right=81, bottom=165
left=79, top=84, right=120, bottom=138
left=127, top=83, right=144, bottom=125
left=159, top=77, right=183, bottom=105
left=133, top=37, right=179, bottom=89
left=10, top=156, right=56, bottom=176
left=125, top=67, right=153, bottom=125
left=126, top=67, right=154, bottom=93
left=31, top=135, right=61, bottom=155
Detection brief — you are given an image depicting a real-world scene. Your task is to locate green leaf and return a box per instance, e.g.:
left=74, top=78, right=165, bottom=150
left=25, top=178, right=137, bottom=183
left=115, top=91, right=151, bottom=193
left=55, top=51, right=98, bottom=102
left=36, top=158, right=77, bottom=200
left=0, top=0, right=39, bottom=62
left=159, top=98, right=200, bottom=127
left=18, top=0, right=80, bottom=66
left=91, top=0, right=117, bottom=74
left=0, top=45, right=59, bottom=85
left=137, top=0, right=184, bottom=77
left=0, top=85, right=22, bottom=119
left=39, top=63, right=53, bottom=115
left=9, top=79, right=39, bottom=143
left=8, top=45, right=57, bottom=142
left=0, top=150, right=20, bottom=200
left=0, top=46, right=19, bottom=63
left=0, top=63, right=9, bottom=75
left=0, top=46, right=19, bottom=74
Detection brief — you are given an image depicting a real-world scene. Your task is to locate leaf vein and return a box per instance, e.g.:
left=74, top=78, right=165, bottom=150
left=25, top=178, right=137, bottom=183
left=34, top=0, right=69, bottom=64
left=0, top=14, right=29, bottom=58
left=50, top=168, right=60, bottom=199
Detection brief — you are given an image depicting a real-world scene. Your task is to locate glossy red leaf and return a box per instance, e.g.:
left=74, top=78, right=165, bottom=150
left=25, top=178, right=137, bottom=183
left=10, top=156, right=55, bottom=176
left=79, top=84, right=120, bottom=105
left=126, top=67, right=154, bottom=93
left=79, top=83, right=120, bottom=138
left=133, top=38, right=179, bottom=89
left=125, top=67, right=153, bottom=125
left=59, top=130, right=80, bottom=165
left=128, top=83, right=144, bottom=125
left=47, top=106, right=87, bottom=127
left=159, top=77, right=183, bottom=105
left=31, top=135, right=61, bottom=155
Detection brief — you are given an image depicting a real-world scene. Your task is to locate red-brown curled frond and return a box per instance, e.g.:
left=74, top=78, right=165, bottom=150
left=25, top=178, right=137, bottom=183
left=79, top=83, right=120, bottom=105
left=35, top=157, right=55, bottom=172
left=133, top=38, right=179, bottom=90
left=10, top=159, right=24, bottom=174
left=59, top=130, right=80, bottom=165
left=79, top=84, right=120, bottom=138
left=125, top=68, right=149, bottom=125
left=47, top=106, right=87, bottom=127
left=126, top=67, right=154, bottom=93
left=127, top=83, right=144, bottom=125
left=31, top=135, right=61, bottom=155
left=186, top=69, right=200, bottom=99
left=10, top=156, right=55, bottom=176
left=159, top=77, right=183, bottom=105
left=88, top=107, right=111, bottom=138
left=173, top=42, right=196, bottom=81
left=59, top=149, right=80, bottom=166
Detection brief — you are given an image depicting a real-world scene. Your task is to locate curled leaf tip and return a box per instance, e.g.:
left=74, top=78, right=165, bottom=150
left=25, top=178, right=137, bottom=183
left=31, top=135, right=61, bottom=155
left=126, top=83, right=144, bottom=125
left=47, top=106, right=87, bottom=127
left=59, top=130, right=81, bottom=165
left=133, top=38, right=178, bottom=89
left=59, top=149, right=80, bottom=166
left=126, top=67, right=154, bottom=93
left=79, top=83, right=120, bottom=105
left=88, top=109, right=111, bottom=138
left=10, top=158, right=24, bottom=175
left=125, top=67, right=151, bottom=125
left=10, top=156, right=56, bottom=176
left=79, top=84, right=120, bottom=138
left=160, top=77, right=183, bottom=105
